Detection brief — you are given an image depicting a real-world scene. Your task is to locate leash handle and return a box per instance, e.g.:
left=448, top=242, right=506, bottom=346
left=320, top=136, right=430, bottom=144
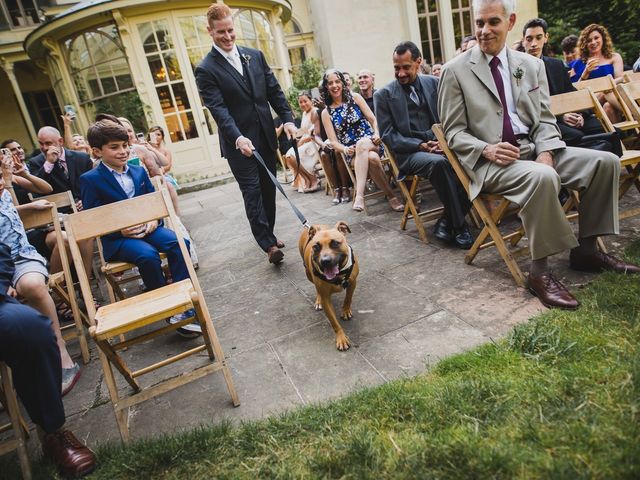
left=252, top=149, right=310, bottom=228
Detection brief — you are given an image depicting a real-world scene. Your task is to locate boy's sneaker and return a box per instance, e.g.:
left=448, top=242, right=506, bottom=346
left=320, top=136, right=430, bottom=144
left=61, top=363, right=81, bottom=397
left=167, top=308, right=201, bottom=338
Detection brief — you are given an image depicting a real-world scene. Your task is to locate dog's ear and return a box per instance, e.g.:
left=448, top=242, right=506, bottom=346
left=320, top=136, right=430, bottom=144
left=308, top=225, right=318, bottom=239
left=335, top=221, right=351, bottom=235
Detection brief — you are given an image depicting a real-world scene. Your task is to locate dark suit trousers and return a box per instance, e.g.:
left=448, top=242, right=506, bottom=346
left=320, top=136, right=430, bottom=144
left=0, top=298, right=65, bottom=433
left=228, top=130, right=278, bottom=252
left=110, top=227, right=190, bottom=291
left=401, top=152, right=471, bottom=229
left=558, top=115, right=604, bottom=146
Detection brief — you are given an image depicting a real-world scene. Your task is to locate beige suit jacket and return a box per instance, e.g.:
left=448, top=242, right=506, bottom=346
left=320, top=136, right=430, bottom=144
left=438, top=46, right=565, bottom=200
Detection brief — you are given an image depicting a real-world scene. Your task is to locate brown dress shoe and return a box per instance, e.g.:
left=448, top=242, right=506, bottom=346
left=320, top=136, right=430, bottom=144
left=42, top=430, right=97, bottom=478
left=267, top=246, right=284, bottom=264
left=528, top=272, right=579, bottom=310
left=570, top=249, right=640, bottom=274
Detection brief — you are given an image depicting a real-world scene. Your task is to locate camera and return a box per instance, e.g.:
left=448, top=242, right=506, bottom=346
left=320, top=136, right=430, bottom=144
left=63, top=105, right=76, bottom=120
left=1, top=148, right=10, bottom=157
left=136, top=132, right=146, bottom=142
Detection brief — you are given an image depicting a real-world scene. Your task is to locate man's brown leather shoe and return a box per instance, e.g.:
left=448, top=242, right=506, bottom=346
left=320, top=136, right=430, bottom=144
left=528, top=272, right=579, bottom=310
left=267, top=246, right=284, bottom=264
left=570, top=249, right=640, bottom=274
left=42, top=430, right=97, bottom=478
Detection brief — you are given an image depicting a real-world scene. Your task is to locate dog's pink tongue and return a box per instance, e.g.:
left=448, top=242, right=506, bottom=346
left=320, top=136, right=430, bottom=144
left=324, top=265, right=340, bottom=280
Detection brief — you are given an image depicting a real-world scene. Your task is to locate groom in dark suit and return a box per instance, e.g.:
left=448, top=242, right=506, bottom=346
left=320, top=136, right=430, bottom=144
left=195, top=2, right=296, bottom=265
left=375, top=41, right=473, bottom=248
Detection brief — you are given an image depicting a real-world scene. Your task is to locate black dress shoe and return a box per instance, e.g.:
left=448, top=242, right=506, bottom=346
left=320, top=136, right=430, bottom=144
left=453, top=224, right=474, bottom=249
left=433, top=217, right=453, bottom=243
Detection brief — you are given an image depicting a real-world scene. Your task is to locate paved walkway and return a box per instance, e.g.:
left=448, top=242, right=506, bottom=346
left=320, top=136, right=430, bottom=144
left=13, top=178, right=640, bottom=448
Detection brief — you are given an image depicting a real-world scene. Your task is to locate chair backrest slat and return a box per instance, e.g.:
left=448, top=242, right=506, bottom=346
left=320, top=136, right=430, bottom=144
left=64, top=191, right=169, bottom=242
left=574, top=75, right=615, bottom=93
left=28, top=191, right=75, bottom=210
left=618, top=81, right=640, bottom=123
left=18, top=205, right=57, bottom=231
left=550, top=89, right=596, bottom=115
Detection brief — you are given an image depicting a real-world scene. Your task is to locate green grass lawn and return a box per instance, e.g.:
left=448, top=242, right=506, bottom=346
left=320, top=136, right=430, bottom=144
left=5, top=242, right=640, bottom=479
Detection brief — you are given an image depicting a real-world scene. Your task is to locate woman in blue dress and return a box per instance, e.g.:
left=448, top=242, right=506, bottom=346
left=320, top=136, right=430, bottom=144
left=570, top=24, right=625, bottom=123
left=320, top=69, right=404, bottom=212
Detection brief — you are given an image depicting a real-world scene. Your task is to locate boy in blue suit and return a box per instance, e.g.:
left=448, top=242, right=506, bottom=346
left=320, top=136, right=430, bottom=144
left=81, top=118, right=200, bottom=336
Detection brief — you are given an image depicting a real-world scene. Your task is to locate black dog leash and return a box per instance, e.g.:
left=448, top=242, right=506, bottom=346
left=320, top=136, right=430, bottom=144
left=253, top=148, right=310, bottom=229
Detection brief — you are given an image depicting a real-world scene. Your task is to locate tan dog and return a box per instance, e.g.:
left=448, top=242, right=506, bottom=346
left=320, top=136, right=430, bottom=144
left=298, top=221, right=359, bottom=351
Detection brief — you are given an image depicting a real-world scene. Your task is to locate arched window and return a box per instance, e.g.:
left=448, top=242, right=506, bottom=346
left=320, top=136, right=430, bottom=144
left=283, top=18, right=302, bottom=35
left=65, top=25, right=135, bottom=104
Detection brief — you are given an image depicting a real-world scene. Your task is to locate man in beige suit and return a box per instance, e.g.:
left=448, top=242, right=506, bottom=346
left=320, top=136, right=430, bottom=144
left=438, top=0, right=639, bottom=310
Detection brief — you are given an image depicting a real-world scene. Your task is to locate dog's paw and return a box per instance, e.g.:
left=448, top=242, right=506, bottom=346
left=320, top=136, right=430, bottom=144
left=336, top=332, right=351, bottom=351
left=341, top=307, right=353, bottom=320
left=314, top=295, right=323, bottom=311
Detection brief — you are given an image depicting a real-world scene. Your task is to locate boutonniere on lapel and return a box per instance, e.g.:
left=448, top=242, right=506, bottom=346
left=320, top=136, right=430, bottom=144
left=241, top=53, right=251, bottom=66
left=513, top=67, right=524, bottom=86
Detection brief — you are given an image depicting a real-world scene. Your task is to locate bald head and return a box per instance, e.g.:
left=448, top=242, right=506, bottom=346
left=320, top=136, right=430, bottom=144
left=357, top=69, right=375, bottom=96
left=37, top=126, right=63, bottom=155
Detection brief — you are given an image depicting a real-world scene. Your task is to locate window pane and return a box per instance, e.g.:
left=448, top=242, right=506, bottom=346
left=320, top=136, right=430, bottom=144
left=164, top=114, right=182, bottom=142
left=148, top=54, right=165, bottom=83
left=237, top=10, right=256, bottom=41
left=171, top=83, right=191, bottom=111
left=180, top=111, right=199, bottom=140
left=157, top=85, right=174, bottom=113
left=163, top=52, right=182, bottom=81
left=154, top=20, right=173, bottom=50
left=139, top=22, right=158, bottom=53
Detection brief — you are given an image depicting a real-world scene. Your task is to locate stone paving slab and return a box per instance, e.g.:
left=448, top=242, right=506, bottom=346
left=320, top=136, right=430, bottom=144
left=3, top=176, right=639, bottom=451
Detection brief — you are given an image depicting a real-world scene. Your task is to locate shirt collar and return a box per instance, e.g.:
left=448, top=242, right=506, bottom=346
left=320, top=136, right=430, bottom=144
left=213, top=43, right=239, bottom=60
left=103, top=163, right=129, bottom=175
left=483, top=46, right=509, bottom=67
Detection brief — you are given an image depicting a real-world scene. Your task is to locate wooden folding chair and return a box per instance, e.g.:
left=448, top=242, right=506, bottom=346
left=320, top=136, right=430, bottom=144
left=382, top=143, right=444, bottom=243
left=19, top=201, right=91, bottom=364
left=432, top=124, right=527, bottom=287
left=275, top=150, right=290, bottom=183
left=63, top=189, right=239, bottom=443
left=575, top=75, right=639, bottom=134
left=618, top=81, right=640, bottom=126
left=337, top=150, right=394, bottom=214
left=0, top=362, right=31, bottom=480
left=623, top=71, right=640, bottom=83
left=552, top=88, right=640, bottom=220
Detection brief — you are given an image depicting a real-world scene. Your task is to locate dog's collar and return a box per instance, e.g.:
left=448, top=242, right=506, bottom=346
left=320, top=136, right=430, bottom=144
left=312, top=246, right=355, bottom=289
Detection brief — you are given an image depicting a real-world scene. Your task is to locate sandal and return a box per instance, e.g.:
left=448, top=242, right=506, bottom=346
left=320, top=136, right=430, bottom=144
left=352, top=195, right=365, bottom=212
left=389, top=197, right=405, bottom=212
left=303, top=180, right=322, bottom=193
left=332, top=188, right=341, bottom=205
left=340, top=187, right=352, bottom=203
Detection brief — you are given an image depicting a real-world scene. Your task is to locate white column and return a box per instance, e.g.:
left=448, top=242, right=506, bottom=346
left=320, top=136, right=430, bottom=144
left=0, top=59, right=37, bottom=142
left=438, top=0, right=457, bottom=61
left=270, top=6, right=292, bottom=90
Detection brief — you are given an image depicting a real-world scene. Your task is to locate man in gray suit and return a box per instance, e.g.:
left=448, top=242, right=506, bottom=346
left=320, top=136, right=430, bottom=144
left=375, top=41, right=473, bottom=248
left=438, top=0, right=639, bottom=310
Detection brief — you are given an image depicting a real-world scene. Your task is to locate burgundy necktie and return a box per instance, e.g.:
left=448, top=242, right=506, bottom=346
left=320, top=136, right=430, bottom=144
left=489, top=56, right=518, bottom=146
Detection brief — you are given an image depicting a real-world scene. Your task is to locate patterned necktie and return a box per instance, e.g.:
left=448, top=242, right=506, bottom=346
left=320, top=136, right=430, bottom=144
left=58, top=156, right=68, bottom=175
left=409, top=85, right=421, bottom=106
left=489, top=56, right=518, bottom=146
left=227, top=53, right=243, bottom=75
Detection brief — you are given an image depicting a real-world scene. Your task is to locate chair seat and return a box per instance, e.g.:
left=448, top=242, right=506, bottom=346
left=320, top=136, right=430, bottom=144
left=613, top=120, right=638, bottom=131
left=620, top=150, right=640, bottom=166
left=103, top=253, right=167, bottom=275
left=93, top=279, right=194, bottom=340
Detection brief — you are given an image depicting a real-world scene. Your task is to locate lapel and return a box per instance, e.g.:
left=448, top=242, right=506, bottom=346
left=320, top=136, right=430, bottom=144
left=389, top=81, right=411, bottom=133
left=238, top=47, right=256, bottom=97
left=418, top=75, right=438, bottom=123
left=211, top=46, right=251, bottom=96
left=470, top=47, right=500, bottom=104
left=97, top=163, right=128, bottom=200
left=507, top=49, right=524, bottom=111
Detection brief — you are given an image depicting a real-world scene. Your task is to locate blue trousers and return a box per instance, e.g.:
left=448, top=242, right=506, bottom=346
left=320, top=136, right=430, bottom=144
left=0, top=297, right=65, bottom=433
left=109, top=226, right=190, bottom=291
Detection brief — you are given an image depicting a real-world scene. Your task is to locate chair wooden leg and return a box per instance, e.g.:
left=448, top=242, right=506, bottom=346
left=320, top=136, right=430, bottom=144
left=0, top=363, right=32, bottom=480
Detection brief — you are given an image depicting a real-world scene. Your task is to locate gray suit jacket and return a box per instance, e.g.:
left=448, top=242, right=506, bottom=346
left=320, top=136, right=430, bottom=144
left=374, top=74, right=440, bottom=170
left=438, top=46, right=565, bottom=199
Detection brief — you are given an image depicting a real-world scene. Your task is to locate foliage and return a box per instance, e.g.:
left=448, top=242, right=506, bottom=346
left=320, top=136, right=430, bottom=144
left=286, top=58, right=325, bottom=116
left=8, top=241, right=639, bottom=479
left=539, top=0, right=640, bottom=65
left=91, top=91, right=148, bottom=132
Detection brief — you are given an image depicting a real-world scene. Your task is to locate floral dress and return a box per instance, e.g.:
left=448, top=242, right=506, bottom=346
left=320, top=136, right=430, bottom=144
left=327, top=101, right=383, bottom=162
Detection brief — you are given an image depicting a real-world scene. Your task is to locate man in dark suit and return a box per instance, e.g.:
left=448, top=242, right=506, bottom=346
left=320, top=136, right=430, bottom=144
left=0, top=243, right=97, bottom=477
left=194, top=2, right=296, bottom=265
left=521, top=18, right=605, bottom=147
left=375, top=41, right=473, bottom=248
left=28, top=126, right=93, bottom=210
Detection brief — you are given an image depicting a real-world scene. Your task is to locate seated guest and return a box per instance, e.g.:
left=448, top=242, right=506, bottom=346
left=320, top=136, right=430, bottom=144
left=419, top=63, right=432, bottom=75
left=0, top=243, right=97, bottom=478
left=0, top=175, right=80, bottom=395
left=375, top=41, right=473, bottom=248
left=81, top=118, right=200, bottom=337
left=320, top=69, right=404, bottom=212
left=148, top=125, right=177, bottom=187
left=561, top=34, right=580, bottom=65
left=1, top=139, right=52, bottom=204
left=62, top=111, right=92, bottom=157
left=522, top=18, right=613, bottom=150
left=283, top=92, right=322, bottom=193
left=461, top=35, right=477, bottom=53
left=342, top=71, right=354, bottom=90
left=357, top=69, right=376, bottom=113
left=431, top=63, right=442, bottom=77
left=439, top=0, right=639, bottom=310
left=569, top=23, right=625, bottom=123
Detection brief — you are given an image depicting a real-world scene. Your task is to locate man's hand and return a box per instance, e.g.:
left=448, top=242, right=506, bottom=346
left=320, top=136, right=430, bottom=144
left=236, top=136, right=255, bottom=158
left=61, top=112, right=74, bottom=126
left=536, top=151, right=555, bottom=168
left=562, top=112, right=584, bottom=128
left=29, top=200, right=54, bottom=211
left=419, top=141, right=443, bottom=154
left=121, top=223, right=147, bottom=238
left=75, top=199, right=83, bottom=211
left=283, top=122, right=298, bottom=140
left=144, top=220, right=159, bottom=235
left=45, top=145, right=61, bottom=165
left=482, top=142, right=520, bottom=167
left=7, top=286, right=16, bottom=298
